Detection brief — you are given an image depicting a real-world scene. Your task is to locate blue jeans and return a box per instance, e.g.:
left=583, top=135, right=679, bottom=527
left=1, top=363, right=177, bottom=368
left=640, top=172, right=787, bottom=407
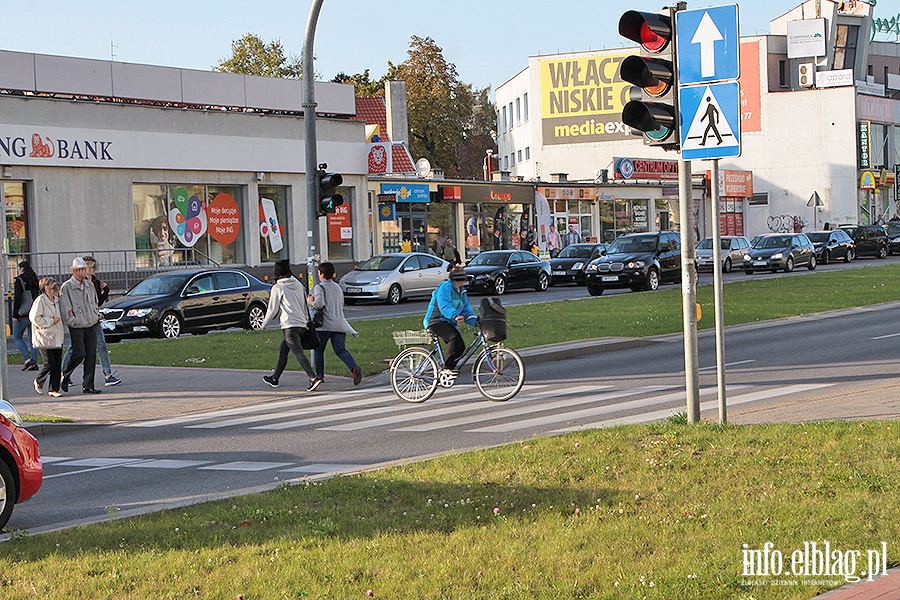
left=63, top=321, right=111, bottom=376
left=313, top=331, right=358, bottom=379
left=13, top=318, right=39, bottom=364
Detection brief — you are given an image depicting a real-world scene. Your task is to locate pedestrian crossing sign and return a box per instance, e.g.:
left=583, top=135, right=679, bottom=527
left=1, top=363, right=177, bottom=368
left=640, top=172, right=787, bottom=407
left=678, top=82, right=741, bottom=160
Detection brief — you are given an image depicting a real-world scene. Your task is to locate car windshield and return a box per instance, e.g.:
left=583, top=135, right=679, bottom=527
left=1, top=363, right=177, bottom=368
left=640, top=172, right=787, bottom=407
left=806, top=232, right=829, bottom=243
left=556, top=245, right=594, bottom=259
left=608, top=235, right=658, bottom=253
left=697, top=238, right=733, bottom=250
left=886, top=223, right=900, bottom=236
left=468, top=252, right=509, bottom=266
left=129, top=273, right=192, bottom=296
left=356, top=255, right=403, bottom=271
left=754, top=236, right=792, bottom=249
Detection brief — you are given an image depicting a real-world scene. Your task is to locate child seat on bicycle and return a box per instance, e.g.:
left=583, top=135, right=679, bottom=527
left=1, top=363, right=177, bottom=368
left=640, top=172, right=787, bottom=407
left=424, top=266, right=477, bottom=371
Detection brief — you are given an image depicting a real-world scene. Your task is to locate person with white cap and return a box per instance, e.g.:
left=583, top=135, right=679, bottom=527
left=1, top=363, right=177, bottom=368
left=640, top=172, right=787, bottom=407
left=59, top=256, right=102, bottom=394
left=423, top=265, right=477, bottom=376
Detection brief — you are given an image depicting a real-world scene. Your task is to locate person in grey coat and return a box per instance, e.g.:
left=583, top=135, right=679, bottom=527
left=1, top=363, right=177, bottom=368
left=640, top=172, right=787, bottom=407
left=59, top=257, right=101, bottom=394
left=308, top=261, right=362, bottom=385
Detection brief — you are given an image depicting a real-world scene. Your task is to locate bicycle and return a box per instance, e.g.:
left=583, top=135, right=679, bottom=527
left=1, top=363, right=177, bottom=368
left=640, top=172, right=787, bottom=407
left=390, top=322, right=525, bottom=403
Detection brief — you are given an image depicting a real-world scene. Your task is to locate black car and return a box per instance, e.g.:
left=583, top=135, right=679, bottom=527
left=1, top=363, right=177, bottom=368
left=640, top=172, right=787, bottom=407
left=742, top=233, right=816, bottom=273
left=584, top=232, right=682, bottom=295
left=100, top=269, right=271, bottom=340
left=464, top=250, right=551, bottom=295
left=838, top=224, right=888, bottom=259
left=548, top=243, right=609, bottom=286
left=806, top=230, right=855, bottom=264
left=884, top=222, right=900, bottom=255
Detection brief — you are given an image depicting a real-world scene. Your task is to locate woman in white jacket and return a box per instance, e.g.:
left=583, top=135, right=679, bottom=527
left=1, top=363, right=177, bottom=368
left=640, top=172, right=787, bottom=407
left=260, top=260, right=321, bottom=392
left=29, top=277, right=65, bottom=397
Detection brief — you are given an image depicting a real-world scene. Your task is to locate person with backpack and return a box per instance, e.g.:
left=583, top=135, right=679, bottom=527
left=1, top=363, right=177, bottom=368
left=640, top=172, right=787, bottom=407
left=307, top=261, right=362, bottom=386
left=13, top=260, right=41, bottom=371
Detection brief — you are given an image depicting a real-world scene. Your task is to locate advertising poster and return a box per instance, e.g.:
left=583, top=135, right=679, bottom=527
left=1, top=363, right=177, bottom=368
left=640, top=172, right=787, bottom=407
left=534, top=190, right=553, bottom=252
left=259, top=198, right=283, bottom=253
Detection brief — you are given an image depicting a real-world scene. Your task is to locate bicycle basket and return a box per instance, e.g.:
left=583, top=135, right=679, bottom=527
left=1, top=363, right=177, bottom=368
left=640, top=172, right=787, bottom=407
left=479, top=297, right=507, bottom=342
left=392, top=330, right=433, bottom=347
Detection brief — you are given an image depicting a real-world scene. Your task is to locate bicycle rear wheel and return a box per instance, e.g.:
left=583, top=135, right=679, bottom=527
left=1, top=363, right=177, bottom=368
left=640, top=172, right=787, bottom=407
left=473, top=345, right=524, bottom=401
left=391, top=347, right=439, bottom=403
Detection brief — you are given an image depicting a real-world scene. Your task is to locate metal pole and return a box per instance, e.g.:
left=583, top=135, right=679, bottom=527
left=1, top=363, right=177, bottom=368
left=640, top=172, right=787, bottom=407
left=0, top=183, right=8, bottom=401
left=678, top=158, right=700, bottom=422
left=710, top=160, right=727, bottom=423
left=303, top=0, right=324, bottom=288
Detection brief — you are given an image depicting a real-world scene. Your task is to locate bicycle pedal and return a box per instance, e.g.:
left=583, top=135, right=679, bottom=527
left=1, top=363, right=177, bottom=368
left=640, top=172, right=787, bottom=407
left=438, top=370, right=458, bottom=388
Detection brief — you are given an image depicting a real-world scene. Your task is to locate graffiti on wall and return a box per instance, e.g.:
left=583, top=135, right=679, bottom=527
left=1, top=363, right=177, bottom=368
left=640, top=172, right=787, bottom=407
left=767, top=215, right=808, bottom=233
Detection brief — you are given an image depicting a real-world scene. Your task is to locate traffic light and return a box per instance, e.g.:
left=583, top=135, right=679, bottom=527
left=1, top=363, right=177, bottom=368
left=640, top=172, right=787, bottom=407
left=315, top=164, right=344, bottom=216
left=618, top=7, right=681, bottom=150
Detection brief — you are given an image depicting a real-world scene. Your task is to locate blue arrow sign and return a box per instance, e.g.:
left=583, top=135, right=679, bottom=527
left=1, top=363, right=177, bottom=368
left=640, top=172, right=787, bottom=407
left=678, top=82, right=741, bottom=160
left=676, top=5, right=740, bottom=86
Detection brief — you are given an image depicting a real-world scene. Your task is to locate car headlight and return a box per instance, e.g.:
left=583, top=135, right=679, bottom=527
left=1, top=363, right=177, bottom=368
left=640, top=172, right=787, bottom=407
left=573, top=262, right=583, bottom=270
left=475, top=273, right=491, bottom=281
left=0, top=400, right=23, bottom=426
left=626, top=260, right=645, bottom=269
left=771, top=252, right=783, bottom=260
left=370, top=275, right=388, bottom=285
left=127, top=308, right=153, bottom=318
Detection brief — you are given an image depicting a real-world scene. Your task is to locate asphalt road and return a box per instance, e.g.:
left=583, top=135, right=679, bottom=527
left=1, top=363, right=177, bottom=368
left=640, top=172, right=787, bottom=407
left=9, top=298, right=900, bottom=535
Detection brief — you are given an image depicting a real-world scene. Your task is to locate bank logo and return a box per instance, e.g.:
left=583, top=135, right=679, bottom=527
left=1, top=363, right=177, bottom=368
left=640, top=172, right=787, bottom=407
left=0, top=131, right=113, bottom=161
left=30, top=133, right=54, bottom=158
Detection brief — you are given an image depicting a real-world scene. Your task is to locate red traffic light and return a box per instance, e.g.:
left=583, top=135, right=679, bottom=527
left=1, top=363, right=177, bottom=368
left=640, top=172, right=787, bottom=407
left=619, top=10, right=674, bottom=53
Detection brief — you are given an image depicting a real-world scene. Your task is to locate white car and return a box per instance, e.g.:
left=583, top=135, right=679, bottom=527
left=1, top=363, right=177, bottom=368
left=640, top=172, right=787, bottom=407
left=695, top=236, right=750, bottom=273
left=339, top=252, right=449, bottom=305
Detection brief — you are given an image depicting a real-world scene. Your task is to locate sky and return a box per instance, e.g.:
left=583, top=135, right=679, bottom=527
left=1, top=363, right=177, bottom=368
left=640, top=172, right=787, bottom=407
left=5, top=1, right=900, bottom=91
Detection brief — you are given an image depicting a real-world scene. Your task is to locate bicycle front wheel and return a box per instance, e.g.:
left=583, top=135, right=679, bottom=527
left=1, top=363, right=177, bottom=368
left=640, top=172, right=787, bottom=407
left=391, top=347, right=439, bottom=403
left=473, top=345, right=525, bottom=401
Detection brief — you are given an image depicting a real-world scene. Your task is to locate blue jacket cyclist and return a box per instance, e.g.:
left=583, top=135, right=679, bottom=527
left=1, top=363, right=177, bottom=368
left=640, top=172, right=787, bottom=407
left=424, top=266, right=477, bottom=373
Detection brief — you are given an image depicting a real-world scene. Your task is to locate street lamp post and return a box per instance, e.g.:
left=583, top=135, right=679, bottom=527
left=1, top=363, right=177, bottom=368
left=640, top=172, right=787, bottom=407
left=483, top=149, right=494, bottom=181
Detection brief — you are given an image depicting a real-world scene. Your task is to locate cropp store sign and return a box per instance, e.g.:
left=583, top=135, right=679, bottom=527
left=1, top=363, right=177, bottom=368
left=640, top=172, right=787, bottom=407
left=2, top=131, right=113, bottom=162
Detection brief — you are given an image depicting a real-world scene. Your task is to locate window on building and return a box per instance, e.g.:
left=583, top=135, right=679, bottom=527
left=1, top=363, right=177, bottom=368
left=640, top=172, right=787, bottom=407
left=884, top=65, right=890, bottom=85
left=872, top=123, right=887, bottom=167
left=4, top=181, right=30, bottom=274
left=833, top=24, right=859, bottom=71
left=525, top=147, right=530, bottom=160
left=508, top=102, right=513, bottom=129
left=517, top=150, right=523, bottom=163
left=501, top=106, right=507, bottom=132
left=510, top=152, right=516, bottom=166
left=523, top=93, right=529, bottom=121
left=749, top=192, right=769, bottom=206
left=516, top=98, right=521, bottom=125
left=868, top=64, right=874, bottom=77
left=779, top=60, right=788, bottom=87
left=259, top=186, right=289, bottom=262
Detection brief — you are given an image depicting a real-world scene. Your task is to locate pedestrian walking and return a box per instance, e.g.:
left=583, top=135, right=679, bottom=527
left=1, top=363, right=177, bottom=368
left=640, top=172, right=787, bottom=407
left=442, top=237, right=461, bottom=265
left=547, top=224, right=561, bottom=258
left=308, top=261, right=363, bottom=386
left=260, top=259, right=321, bottom=391
left=29, top=277, right=65, bottom=397
left=565, top=224, right=581, bottom=246
left=59, top=257, right=101, bottom=394
left=424, top=266, right=477, bottom=377
left=12, top=260, right=41, bottom=371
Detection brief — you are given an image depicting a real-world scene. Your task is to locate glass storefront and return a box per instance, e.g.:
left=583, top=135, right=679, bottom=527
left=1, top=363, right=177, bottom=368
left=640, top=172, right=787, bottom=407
left=133, top=183, right=244, bottom=266
left=4, top=181, right=30, bottom=275
left=382, top=201, right=455, bottom=257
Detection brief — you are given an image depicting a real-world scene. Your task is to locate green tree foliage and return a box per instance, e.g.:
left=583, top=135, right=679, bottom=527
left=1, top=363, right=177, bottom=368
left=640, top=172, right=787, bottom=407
left=332, top=69, right=385, bottom=97
left=215, top=33, right=302, bottom=78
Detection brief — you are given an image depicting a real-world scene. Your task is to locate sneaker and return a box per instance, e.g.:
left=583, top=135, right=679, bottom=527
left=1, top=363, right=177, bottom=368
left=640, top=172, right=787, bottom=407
left=48, top=391, right=62, bottom=398
left=82, top=388, right=102, bottom=394
left=33, top=379, right=43, bottom=395
left=104, top=375, right=122, bottom=386
left=307, top=377, right=323, bottom=392
left=352, top=366, right=363, bottom=386
left=21, top=360, right=34, bottom=371
left=27, top=361, right=39, bottom=371
left=60, top=377, right=71, bottom=393
left=262, top=375, right=280, bottom=388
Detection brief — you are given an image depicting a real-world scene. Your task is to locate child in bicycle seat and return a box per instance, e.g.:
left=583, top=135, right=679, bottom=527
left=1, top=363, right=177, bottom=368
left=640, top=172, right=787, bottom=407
left=424, top=266, right=477, bottom=373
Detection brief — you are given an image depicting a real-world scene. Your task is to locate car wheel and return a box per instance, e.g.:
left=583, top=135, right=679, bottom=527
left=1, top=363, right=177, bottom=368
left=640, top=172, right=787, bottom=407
left=386, top=284, right=403, bottom=305
left=644, top=267, right=660, bottom=291
left=158, top=312, right=182, bottom=339
left=820, top=250, right=829, bottom=265
left=844, top=248, right=854, bottom=263
left=587, top=286, right=604, bottom=296
left=878, top=244, right=888, bottom=259
left=723, top=257, right=732, bottom=273
left=244, top=303, right=266, bottom=330
left=493, top=275, right=507, bottom=295
left=535, top=272, right=549, bottom=292
left=784, top=257, right=794, bottom=273
left=0, top=459, right=16, bottom=530
left=807, top=255, right=817, bottom=270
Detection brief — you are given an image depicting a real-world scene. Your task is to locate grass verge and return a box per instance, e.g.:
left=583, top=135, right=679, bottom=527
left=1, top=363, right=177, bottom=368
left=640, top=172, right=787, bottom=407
left=1, top=420, right=896, bottom=599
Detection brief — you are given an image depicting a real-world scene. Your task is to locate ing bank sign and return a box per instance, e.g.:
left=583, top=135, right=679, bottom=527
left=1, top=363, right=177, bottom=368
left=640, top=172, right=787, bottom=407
left=539, top=53, right=632, bottom=146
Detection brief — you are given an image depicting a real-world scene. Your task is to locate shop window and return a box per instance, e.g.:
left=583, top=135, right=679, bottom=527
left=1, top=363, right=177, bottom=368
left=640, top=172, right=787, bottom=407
left=3, top=181, right=30, bottom=273
left=259, top=186, right=289, bottom=263
left=326, top=187, right=353, bottom=261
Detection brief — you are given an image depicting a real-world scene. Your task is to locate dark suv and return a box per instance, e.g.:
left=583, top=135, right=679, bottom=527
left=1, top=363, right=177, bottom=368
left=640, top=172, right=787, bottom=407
left=838, top=224, right=888, bottom=259
left=584, top=232, right=681, bottom=295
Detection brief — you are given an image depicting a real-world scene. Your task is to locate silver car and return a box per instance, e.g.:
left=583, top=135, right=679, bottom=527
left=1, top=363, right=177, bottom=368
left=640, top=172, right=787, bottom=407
left=695, top=236, right=750, bottom=273
left=339, top=252, right=449, bottom=305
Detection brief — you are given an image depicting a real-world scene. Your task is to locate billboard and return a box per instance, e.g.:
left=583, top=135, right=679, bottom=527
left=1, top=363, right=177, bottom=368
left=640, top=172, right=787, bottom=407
left=540, top=53, right=632, bottom=145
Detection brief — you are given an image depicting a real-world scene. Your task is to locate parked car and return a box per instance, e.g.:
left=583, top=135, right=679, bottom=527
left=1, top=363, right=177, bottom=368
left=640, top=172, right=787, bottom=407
left=837, top=224, right=888, bottom=259
left=695, top=236, right=750, bottom=272
left=548, top=243, right=609, bottom=285
left=464, top=250, right=551, bottom=295
left=806, top=229, right=855, bottom=264
left=742, top=233, right=816, bottom=273
left=584, top=231, right=682, bottom=295
left=0, top=400, right=42, bottom=530
left=101, top=269, right=271, bottom=340
left=339, top=252, right=449, bottom=305
left=884, top=221, right=900, bottom=255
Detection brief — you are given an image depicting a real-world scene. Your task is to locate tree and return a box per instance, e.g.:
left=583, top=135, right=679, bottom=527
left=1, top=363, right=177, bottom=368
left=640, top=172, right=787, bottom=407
left=332, top=70, right=385, bottom=97
left=215, top=34, right=302, bottom=78
left=455, top=85, right=498, bottom=180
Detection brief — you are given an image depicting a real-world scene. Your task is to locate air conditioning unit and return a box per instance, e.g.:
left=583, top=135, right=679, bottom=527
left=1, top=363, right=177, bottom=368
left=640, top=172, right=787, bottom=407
left=799, top=63, right=815, bottom=88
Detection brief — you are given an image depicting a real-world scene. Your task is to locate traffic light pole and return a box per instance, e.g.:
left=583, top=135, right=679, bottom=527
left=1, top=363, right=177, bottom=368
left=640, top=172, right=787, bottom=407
left=678, top=158, right=701, bottom=422
left=302, top=0, right=324, bottom=290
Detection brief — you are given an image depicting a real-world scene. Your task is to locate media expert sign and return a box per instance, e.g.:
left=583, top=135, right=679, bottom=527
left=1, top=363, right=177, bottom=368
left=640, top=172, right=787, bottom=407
left=539, top=53, right=633, bottom=145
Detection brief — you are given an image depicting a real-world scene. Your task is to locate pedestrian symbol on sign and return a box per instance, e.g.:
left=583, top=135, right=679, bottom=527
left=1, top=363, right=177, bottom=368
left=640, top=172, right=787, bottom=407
left=700, top=96, right=723, bottom=146
left=683, top=86, right=736, bottom=149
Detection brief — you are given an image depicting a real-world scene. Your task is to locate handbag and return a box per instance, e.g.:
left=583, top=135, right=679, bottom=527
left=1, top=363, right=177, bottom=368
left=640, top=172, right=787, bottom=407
left=311, top=284, right=326, bottom=329
left=300, top=288, right=320, bottom=350
left=17, top=284, right=34, bottom=318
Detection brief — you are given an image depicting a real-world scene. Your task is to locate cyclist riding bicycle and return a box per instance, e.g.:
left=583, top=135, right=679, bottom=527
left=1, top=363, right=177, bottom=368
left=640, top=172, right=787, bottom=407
left=424, top=266, right=477, bottom=377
